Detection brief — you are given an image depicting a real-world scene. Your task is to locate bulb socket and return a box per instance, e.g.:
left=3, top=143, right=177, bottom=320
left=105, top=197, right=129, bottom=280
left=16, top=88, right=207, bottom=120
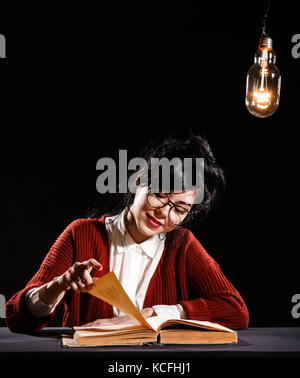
left=259, top=33, right=273, bottom=49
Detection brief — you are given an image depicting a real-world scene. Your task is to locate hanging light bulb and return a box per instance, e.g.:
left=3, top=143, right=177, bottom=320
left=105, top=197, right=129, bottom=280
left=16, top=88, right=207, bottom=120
left=245, top=2, right=281, bottom=118
left=245, top=33, right=281, bottom=118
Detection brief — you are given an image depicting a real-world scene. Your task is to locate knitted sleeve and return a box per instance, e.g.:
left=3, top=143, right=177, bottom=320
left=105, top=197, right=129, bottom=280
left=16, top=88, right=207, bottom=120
left=179, top=233, right=249, bottom=330
left=5, top=221, right=76, bottom=332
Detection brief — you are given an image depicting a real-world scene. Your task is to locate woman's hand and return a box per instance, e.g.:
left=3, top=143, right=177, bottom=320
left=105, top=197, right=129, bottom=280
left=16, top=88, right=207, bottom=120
left=38, top=259, right=102, bottom=305
left=80, top=307, right=155, bottom=328
left=58, top=258, right=103, bottom=292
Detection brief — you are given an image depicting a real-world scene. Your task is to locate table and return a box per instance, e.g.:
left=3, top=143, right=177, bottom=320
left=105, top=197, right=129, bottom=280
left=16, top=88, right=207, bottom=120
left=1, top=327, right=299, bottom=374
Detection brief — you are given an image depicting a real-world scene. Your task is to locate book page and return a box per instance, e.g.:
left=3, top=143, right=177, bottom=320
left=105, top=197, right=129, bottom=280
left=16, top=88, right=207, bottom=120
left=146, top=315, right=170, bottom=332
left=146, top=316, right=234, bottom=333
left=88, top=272, right=153, bottom=330
left=74, top=324, right=144, bottom=332
left=176, top=319, right=234, bottom=332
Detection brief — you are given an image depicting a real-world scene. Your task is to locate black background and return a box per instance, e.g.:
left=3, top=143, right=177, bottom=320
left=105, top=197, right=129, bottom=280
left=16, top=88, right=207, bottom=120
left=0, top=2, right=299, bottom=327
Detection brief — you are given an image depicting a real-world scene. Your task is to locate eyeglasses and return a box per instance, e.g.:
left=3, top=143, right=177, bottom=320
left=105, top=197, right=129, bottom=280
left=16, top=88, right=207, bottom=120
left=147, top=190, right=192, bottom=226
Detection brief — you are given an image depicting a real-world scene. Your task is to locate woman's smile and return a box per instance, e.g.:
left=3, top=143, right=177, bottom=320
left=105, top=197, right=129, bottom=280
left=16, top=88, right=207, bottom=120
left=146, top=213, right=163, bottom=228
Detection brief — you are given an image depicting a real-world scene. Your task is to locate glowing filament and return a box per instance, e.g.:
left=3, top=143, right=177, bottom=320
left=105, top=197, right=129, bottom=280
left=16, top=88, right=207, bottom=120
left=254, top=90, right=270, bottom=109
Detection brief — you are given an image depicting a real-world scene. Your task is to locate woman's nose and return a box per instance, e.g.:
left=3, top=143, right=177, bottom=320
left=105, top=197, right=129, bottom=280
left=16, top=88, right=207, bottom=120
left=155, top=205, right=170, bottom=219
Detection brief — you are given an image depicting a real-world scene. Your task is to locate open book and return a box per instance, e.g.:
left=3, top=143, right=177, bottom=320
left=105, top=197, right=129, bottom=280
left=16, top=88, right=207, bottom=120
left=62, top=272, right=237, bottom=346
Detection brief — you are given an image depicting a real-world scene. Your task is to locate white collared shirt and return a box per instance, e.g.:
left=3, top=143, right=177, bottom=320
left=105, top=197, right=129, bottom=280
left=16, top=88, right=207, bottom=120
left=26, top=211, right=186, bottom=319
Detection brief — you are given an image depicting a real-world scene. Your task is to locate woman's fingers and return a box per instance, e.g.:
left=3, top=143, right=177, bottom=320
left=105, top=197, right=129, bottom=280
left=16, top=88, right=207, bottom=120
left=62, top=259, right=102, bottom=292
left=81, top=269, right=93, bottom=286
left=69, top=280, right=79, bottom=291
left=76, top=259, right=102, bottom=289
left=80, top=316, right=136, bottom=328
left=84, top=258, right=103, bottom=273
left=140, top=307, right=154, bottom=318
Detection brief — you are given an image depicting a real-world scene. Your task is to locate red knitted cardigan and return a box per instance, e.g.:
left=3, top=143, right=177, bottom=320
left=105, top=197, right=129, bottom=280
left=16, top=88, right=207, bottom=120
left=5, top=217, right=249, bottom=332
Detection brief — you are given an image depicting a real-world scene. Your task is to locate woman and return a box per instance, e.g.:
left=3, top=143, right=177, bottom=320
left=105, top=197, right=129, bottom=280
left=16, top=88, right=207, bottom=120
left=5, top=134, right=249, bottom=332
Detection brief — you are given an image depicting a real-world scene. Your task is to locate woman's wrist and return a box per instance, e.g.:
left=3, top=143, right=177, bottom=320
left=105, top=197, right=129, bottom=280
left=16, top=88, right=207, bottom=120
left=38, top=275, right=67, bottom=305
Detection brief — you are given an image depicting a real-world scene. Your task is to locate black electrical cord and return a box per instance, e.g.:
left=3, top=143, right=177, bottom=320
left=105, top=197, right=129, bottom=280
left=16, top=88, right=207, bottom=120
left=262, top=0, right=270, bottom=33
left=259, top=0, right=271, bottom=47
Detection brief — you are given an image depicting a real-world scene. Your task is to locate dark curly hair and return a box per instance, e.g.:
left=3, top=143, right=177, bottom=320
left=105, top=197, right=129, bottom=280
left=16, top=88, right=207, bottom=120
left=86, top=133, right=225, bottom=232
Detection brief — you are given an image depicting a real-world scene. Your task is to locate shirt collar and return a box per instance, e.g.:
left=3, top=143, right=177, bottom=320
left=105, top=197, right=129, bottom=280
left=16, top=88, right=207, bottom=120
left=105, top=209, right=165, bottom=259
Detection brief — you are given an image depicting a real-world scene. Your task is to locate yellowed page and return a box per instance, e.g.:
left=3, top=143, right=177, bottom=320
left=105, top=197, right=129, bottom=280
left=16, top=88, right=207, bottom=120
left=175, top=319, right=234, bottom=332
left=146, top=315, right=170, bottom=332
left=74, top=324, right=143, bottom=332
left=146, top=316, right=234, bottom=333
left=88, top=272, right=153, bottom=330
